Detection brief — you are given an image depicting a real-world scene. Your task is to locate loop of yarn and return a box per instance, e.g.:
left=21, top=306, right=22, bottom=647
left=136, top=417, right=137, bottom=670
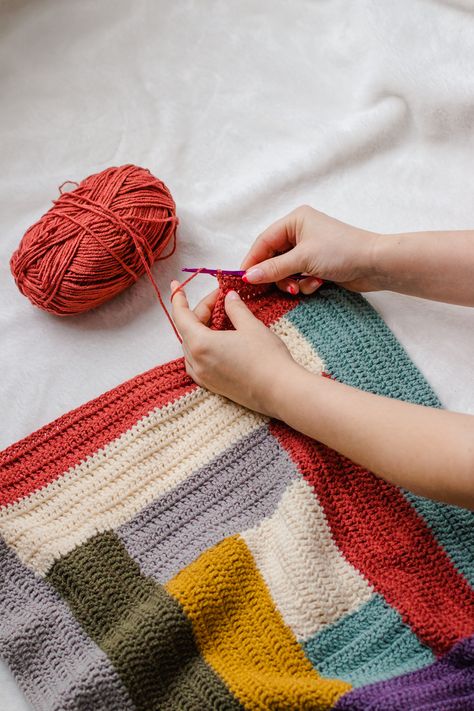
left=169, top=268, right=205, bottom=301
left=10, top=164, right=179, bottom=331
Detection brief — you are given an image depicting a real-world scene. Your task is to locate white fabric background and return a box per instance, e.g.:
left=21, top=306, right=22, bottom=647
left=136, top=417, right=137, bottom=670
left=1, top=1, right=474, bottom=708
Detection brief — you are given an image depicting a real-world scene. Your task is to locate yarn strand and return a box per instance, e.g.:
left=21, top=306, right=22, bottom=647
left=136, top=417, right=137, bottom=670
left=170, top=268, right=205, bottom=302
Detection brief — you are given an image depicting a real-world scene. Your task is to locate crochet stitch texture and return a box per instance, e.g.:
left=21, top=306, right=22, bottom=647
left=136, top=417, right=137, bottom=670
left=1, top=274, right=474, bottom=710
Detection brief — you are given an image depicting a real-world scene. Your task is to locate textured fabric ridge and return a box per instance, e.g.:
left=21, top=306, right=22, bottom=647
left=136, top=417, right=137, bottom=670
left=1, top=276, right=474, bottom=710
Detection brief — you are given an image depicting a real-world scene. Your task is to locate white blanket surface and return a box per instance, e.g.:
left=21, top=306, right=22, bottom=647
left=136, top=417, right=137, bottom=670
left=1, top=1, right=474, bottom=708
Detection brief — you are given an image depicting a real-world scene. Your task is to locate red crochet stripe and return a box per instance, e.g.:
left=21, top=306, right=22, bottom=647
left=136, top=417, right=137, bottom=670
left=0, top=285, right=298, bottom=508
left=0, top=360, right=196, bottom=508
left=270, top=421, right=474, bottom=656
left=211, top=274, right=297, bottom=331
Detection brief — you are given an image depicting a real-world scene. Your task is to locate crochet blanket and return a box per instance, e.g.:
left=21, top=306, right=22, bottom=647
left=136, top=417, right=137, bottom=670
left=1, top=275, right=474, bottom=711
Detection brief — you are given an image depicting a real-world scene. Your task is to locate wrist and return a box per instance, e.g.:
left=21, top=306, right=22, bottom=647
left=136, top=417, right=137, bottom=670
left=263, top=359, right=299, bottom=420
left=358, top=230, right=385, bottom=290
left=268, top=361, right=324, bottom=423
left=369, top=233, right=402, bottom=291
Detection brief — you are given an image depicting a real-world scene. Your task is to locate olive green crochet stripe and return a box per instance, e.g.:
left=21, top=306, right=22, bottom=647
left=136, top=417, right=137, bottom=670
left=287, top=285, right=441, bottom=406
left=46, top=531, right=243, bottom=711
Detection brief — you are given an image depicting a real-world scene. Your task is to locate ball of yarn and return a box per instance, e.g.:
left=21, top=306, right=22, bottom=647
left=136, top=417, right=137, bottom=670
left=10, top=164, right=178, bottom=316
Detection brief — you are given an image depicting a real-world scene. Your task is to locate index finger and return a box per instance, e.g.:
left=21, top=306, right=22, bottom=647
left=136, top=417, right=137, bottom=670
left=170, top=280, right=206, bottom=339
left=240, top=209, right=298, bottom=271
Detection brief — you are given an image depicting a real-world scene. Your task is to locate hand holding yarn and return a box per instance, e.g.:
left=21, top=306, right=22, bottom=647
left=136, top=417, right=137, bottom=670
left=170, top=280, right=299, bottom=418
left=241, top=205, right=380, bottom=296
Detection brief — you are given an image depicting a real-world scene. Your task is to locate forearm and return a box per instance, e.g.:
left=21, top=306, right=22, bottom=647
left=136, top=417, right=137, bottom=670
left=273, top=365, right=474, bottom=509
left=371, top=230, right=474, bottom=305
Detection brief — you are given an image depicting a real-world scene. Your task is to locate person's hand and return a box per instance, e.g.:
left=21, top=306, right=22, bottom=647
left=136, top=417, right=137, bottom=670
left=241, top=205, right=380, bottom=295
left=170, top=280, right=300, bottom=417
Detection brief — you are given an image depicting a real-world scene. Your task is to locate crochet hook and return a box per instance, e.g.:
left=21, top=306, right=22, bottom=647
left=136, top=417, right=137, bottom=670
left=181, top=267, right=315, bottom=282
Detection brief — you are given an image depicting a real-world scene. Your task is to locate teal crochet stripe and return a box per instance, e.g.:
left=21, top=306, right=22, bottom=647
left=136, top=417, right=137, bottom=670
left=404, top=493, right=474, bottom=587
left=287, top=284, right=441, bottom=406
left=303, top=594, right=435, bottom=688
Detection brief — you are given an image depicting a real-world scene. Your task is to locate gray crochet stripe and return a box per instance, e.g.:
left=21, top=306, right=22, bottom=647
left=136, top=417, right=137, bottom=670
left=0, top=538, right=135, bottom=711
left=118, top=424, right=299, bottom=582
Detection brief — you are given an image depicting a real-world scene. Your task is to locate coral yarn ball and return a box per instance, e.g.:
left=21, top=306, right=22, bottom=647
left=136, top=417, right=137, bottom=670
left=10, top=164, right=178, bottom=316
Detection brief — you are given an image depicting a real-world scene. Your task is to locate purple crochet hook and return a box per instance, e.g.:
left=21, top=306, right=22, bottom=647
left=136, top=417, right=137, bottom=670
left=181, top=267, right=312, bottom=281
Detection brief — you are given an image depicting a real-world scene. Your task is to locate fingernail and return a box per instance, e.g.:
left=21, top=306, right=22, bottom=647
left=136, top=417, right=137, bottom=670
left=243, top=267, right=264, bottom=283
left=309, top=278, right=324, bottom=290
left=226, top=290, right=239, bottom=301
left=287, top=284, right=298, bottom=295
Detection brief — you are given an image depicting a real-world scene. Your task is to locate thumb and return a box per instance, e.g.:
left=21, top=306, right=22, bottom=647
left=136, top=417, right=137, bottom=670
left=224, top=290, right=260, bottom=330
left=243, top=247, right=304, bottom=284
